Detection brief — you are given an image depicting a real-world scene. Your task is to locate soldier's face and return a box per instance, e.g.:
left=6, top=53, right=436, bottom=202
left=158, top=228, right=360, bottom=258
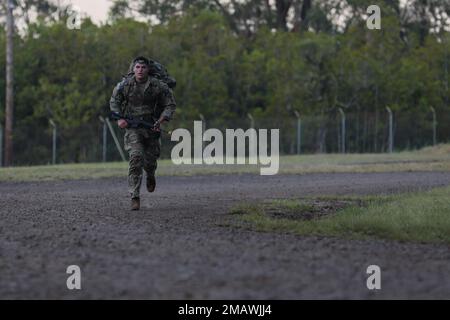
left=134, top=63, right=149, bottom=81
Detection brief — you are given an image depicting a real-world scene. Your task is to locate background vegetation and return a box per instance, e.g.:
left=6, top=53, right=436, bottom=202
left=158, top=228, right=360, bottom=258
left=0, top=0, right=449, bottom=165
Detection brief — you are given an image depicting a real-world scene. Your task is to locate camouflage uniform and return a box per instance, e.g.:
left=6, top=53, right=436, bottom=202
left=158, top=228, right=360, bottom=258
left=110, top=75, right=176, bottom=199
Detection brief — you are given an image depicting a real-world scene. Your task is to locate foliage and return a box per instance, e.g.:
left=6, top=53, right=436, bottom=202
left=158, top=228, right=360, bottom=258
left=0, top=2, right=449, bottom=164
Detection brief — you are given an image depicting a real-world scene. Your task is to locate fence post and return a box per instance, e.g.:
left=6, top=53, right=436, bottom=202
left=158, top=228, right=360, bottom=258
left=247, top=113, right=254, bottom=129
left=199, top=113, right=205, bottom=152
left=199, top=113, right=206, bottom=130
left=338, top=108, right=346, bottom=153
left=99, top=116, right=107, bottom=162
left=386, top=106, right=393, bottom=153
left=49, top=119, right=57, bottom=165
left=430, top=106, right=437, bottom=146
left=105, top=117, right=126, bottom=162
left=0, top=123, right=3, bottom=167
left=294, top=111, right=301, bottom=154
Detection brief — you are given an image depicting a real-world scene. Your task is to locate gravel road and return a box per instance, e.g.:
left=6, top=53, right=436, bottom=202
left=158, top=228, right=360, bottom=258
left=1, top=172, right=450, bottom=299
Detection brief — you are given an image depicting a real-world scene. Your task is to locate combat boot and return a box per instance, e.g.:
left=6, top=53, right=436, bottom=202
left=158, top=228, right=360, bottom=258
left=147, top=175, right=156, bottom=193
left=131, top=197, right=140, bottom=210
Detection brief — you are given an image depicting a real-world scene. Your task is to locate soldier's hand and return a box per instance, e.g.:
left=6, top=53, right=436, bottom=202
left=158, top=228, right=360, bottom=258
left=152, top=120, right=161, bottom=132
left=117, top=119, right=128, bottom=129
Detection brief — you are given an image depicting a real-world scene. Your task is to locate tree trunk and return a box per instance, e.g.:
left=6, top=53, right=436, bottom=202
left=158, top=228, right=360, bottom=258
left=5, top=0, right=15, bottom=166
left=275, top=0, right=291, bottom=31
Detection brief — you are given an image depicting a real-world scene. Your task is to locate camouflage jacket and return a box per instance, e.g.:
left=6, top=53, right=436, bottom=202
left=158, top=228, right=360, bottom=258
left=109, top=75, right=176, bottom=122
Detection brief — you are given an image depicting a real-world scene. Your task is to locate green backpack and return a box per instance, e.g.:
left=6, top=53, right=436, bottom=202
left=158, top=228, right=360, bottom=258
left=125, top=58, right=176, bottom=89
left=117, top=58, right=176, bottom=115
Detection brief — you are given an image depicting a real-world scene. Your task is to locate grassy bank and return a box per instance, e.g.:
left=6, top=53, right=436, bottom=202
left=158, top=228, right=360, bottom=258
left=1, top=144, right=450, bottom=182
left=230, top=187, right=450, bottom=244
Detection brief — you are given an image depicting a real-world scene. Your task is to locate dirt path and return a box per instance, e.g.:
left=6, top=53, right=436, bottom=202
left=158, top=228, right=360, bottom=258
left=1, top=172, right=450, bottom=299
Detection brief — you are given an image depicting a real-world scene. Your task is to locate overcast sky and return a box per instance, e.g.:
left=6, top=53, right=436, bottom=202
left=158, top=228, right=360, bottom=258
left=63, top=0, right=446, bottom=30
left=65, top=0, right=112, bottom=24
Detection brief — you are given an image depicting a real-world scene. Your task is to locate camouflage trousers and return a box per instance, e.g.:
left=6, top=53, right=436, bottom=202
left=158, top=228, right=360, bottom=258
left=124, top=128, right=161, bottom=199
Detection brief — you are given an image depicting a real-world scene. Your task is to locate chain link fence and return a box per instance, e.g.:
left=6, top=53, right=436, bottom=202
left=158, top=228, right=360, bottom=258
left=2, top=108, right=448, bottom=166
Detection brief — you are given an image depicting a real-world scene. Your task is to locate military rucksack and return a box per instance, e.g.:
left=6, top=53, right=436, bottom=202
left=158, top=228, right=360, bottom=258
left=126, top=58, right=176, bottom=89
left=117, top=57, right=176, bottom=115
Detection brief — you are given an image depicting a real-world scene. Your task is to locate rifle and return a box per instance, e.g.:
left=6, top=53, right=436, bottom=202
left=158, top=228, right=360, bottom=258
left=109, top=111, right=171, bottom=134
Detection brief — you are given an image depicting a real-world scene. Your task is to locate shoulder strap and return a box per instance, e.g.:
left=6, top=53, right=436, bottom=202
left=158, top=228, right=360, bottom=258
left=119, top=74, right=134, bottom=116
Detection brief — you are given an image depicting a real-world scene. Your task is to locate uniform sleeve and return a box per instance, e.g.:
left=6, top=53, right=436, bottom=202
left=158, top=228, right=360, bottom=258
left=158, top=83, right=176, bottom=121
left=109, top=81, right=125, bottom=113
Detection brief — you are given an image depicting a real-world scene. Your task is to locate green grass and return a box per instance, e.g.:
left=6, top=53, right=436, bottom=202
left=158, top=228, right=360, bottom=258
left=232, top=187, right=450, bottom=244
left=1, top=144, right=450, bottom=182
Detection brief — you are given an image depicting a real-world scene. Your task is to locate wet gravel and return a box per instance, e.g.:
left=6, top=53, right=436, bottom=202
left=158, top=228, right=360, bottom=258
left=1, top=172, right=450, bottom=299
